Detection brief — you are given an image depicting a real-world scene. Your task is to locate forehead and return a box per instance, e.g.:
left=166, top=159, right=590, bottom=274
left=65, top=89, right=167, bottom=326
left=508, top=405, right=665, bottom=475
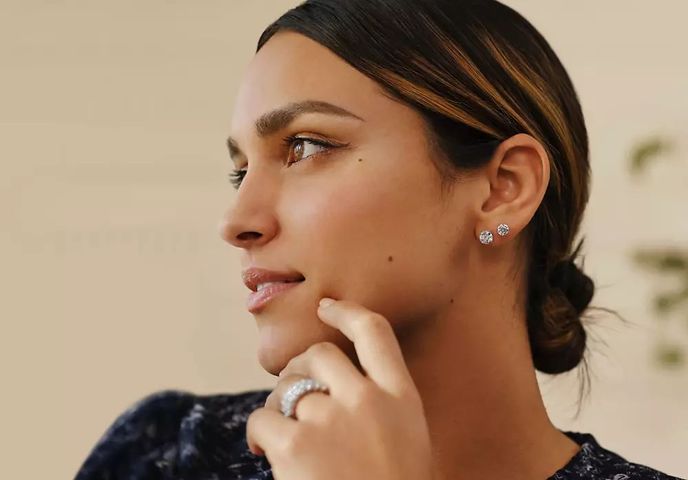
left=229, top=31, right=389, bottom=137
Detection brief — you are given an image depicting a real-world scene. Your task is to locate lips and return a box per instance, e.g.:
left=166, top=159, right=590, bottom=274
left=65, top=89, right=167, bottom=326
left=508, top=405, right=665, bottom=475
left=246, top=279, right=304, bottom=313
left=241, top=267, right=305, bottom=292
left=241, top=267, right=305, bottom=313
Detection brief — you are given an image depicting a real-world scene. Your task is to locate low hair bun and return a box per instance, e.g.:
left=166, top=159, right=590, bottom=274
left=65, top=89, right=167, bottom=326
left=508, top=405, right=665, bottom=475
left=531, top=289, right=588, bottom=374
left=528, top=240, right=594, bottom=374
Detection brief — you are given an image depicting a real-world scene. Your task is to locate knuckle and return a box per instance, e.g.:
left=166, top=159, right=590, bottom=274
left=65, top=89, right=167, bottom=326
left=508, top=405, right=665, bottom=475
left=366, top=313, right=390, bottom=333
left=309, top=341, right=338, bottom=356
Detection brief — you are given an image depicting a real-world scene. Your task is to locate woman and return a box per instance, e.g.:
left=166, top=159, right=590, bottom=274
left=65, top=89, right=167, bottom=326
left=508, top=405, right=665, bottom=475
left=74, top=1, right=683, bottom=479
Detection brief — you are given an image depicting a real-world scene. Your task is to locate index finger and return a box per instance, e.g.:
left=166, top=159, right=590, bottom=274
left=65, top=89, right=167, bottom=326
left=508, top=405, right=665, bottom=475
left=317, top=298, right=415, bottom=397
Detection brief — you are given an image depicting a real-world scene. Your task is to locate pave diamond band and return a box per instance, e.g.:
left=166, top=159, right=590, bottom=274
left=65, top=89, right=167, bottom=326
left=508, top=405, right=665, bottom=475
left=280, top=378, right=330, bottom=419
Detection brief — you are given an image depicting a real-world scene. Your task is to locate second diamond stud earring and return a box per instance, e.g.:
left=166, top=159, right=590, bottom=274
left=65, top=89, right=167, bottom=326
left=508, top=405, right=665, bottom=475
left=497, top=223, right=510, bottom=237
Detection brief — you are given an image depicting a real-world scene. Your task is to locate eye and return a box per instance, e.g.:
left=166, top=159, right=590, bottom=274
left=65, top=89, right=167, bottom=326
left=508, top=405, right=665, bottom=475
left=227, top=135, right=339, bottom=190
left=282, top=135, right=335, bottom=167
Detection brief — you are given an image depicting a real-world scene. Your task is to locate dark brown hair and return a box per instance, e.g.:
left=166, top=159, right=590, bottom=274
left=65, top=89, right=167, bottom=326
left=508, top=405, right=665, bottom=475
left=257, top=0, right=622, bottom=413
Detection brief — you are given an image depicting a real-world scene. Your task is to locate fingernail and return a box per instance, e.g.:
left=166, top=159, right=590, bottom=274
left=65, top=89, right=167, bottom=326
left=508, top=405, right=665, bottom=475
left=319, top=297, right=335, bottom=308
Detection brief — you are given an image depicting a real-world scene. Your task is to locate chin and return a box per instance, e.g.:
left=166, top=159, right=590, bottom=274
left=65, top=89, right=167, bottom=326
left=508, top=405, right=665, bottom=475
left=255, top=320, right=355, bottom=377
left=257, top=353, right=284, bottom=377
left=255, top=323, right=317, bottom=376
left=255, top=330, right=293, bottom=376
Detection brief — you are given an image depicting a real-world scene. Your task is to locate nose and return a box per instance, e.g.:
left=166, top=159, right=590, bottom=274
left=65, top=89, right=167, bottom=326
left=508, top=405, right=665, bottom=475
left=218, top=194, right=278, bottom=250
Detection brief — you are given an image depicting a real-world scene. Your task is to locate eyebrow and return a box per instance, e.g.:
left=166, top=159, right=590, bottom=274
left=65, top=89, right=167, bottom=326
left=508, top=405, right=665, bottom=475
left=226, top=100, right=364, bottom=163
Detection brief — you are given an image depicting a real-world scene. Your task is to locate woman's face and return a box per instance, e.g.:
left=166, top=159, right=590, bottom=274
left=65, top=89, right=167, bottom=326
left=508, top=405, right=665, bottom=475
left=220, top=31, right=482, bottom=376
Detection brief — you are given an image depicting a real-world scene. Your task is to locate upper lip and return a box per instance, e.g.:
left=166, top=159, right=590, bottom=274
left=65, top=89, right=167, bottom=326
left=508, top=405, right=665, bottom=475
left=242, top=267, right=305, bottom=292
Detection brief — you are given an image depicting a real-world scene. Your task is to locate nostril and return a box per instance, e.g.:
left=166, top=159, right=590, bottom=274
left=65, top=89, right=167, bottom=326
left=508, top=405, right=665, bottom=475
left=237, top=231, right=261, bottom=241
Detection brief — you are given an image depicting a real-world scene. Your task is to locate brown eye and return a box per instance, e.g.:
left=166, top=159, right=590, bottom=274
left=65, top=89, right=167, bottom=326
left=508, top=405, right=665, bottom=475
left=283, top=135, right=335, bottom=166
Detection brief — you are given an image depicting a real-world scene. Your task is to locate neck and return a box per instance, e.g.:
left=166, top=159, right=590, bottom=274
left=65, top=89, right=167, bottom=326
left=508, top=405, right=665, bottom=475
left=395, top=288, right=581, bottom=480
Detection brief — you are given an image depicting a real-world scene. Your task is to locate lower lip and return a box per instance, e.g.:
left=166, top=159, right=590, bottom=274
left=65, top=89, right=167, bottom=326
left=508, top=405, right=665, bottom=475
left=247, top=280, right=304, bottom=313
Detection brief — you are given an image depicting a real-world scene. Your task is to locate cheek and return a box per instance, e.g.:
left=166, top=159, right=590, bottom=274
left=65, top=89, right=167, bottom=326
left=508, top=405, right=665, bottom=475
left=295, top=177, right=387, bottom=277
left=289, top=161, right=455, bottom=323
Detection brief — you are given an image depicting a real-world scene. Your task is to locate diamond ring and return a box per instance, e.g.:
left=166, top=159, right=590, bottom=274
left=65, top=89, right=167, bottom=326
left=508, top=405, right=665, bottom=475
left=280, top=378, right=330, bottom=419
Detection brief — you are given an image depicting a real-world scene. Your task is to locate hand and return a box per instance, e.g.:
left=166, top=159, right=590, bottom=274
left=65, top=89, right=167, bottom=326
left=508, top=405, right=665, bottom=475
left=245, top=298, right=436, bottom=480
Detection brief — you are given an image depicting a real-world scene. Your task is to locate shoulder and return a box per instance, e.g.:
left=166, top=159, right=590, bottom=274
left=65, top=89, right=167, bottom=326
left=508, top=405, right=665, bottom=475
left=551, top=431, right=684, bottom=480
left=75, top=388, right=273, bottom=480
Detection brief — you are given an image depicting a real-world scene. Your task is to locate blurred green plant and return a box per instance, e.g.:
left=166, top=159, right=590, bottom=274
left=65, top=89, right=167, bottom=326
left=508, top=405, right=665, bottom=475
left=628, top=136, right=686, bottom=368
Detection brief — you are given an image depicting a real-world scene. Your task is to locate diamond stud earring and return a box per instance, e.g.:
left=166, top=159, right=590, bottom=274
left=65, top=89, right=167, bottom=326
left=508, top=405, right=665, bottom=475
left=479, top=230, right=494, bottom=245
left=497, top=223, right=510, bottom=237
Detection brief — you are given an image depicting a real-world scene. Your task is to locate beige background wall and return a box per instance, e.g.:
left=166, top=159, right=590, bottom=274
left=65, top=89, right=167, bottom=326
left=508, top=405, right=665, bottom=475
left=1, top=1, right=686, bottom=478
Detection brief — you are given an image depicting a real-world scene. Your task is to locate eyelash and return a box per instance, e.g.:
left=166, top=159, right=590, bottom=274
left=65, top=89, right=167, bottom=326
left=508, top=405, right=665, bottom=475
left=228, top=135, right=337, bottom=190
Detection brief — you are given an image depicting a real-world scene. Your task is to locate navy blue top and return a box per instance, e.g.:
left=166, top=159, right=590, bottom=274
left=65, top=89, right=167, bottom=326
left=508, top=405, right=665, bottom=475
left=74, top=389, right=684, bottom=480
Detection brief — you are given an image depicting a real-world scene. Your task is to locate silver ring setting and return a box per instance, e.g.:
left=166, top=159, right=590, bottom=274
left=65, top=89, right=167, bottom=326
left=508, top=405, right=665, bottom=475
left=280, top=378, right=330, bottom=419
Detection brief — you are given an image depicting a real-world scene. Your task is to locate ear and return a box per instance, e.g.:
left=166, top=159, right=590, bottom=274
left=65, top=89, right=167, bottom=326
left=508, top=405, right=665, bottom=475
left=475, top=133, right=550, bottom=245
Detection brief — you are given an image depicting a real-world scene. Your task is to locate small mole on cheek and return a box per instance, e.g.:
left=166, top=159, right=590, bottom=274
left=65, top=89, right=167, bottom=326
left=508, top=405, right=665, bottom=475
left=387, top=255, right=393, bottom=262
left=358, top=158, right=363, bottom=162
left=450, top=298, right=454, bottom=304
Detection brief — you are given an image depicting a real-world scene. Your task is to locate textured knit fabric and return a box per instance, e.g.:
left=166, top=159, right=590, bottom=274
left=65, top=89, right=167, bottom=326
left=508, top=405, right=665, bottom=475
left=74, top=389, right=684, bottom=480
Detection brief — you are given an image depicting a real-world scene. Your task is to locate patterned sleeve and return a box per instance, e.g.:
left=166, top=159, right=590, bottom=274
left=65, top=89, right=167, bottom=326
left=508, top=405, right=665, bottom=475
left=73, top=388, right=274, bottom=480
left=552, top=431, right=686, bottom=480
left=74, top=390, right=198, bottom=479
